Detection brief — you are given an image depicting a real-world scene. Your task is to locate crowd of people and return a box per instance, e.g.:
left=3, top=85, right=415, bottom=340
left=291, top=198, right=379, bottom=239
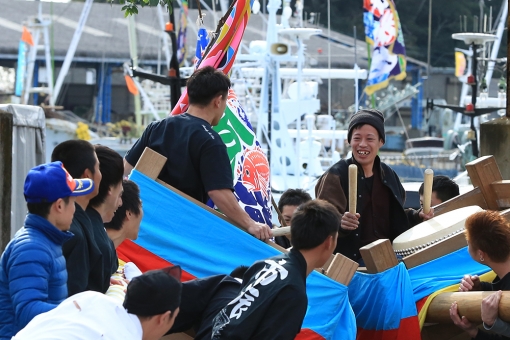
left=1, top=65, right=506, bottom=339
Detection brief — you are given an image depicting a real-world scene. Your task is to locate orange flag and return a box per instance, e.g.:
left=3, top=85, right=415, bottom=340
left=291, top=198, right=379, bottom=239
left=21, top=26, right=34, bottom=46
left=124, top=75, right=139, bottom=95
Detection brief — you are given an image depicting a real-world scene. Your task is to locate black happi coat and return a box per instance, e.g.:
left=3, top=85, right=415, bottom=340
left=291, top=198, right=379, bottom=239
left=211, top=249, right=308, bottom=340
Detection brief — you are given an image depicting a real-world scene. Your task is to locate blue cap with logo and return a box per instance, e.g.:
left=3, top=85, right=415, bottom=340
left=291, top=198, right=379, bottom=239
left=24, top=161, right=95, bottom=203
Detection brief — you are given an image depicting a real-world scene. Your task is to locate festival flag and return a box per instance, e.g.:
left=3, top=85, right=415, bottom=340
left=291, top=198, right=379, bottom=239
left=171, top=0, right=252, bottom=115
left=348, top=263, right=421, bottom=339
left=455, top=51, right=466, bottom=77
left=195, top=27, right=209, bottom=65
left=176, top=0, right=188, bottom=66
left=117, top=170, right=357, bottom=340
left=171, top=0, right=273, bottom=227
left=363, top=0, right=407, bottom=95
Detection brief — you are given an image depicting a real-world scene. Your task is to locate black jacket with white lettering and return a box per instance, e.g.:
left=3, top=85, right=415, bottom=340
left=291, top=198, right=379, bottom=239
left=211, top=249, right=308, bottom=340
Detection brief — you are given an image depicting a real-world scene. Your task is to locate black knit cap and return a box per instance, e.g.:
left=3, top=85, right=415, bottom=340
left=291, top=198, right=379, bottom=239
left=347, top=109, right=385, bottom=143
left=123, top=266, right=182, bottom=317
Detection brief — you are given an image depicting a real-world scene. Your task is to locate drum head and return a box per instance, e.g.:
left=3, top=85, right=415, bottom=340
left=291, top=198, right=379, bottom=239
left=393, top=206, right=483, bottom=255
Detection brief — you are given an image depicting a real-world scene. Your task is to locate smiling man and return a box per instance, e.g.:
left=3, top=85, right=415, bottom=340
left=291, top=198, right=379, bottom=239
left=315, top=109, right=433, bottom=262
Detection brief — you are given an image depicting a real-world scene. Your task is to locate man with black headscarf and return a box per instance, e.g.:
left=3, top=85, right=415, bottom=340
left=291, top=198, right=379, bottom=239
left=315, top=109, right=434, bottom=262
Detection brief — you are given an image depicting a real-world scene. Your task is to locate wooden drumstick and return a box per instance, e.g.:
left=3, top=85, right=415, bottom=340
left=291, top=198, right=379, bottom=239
left=423, top=169, right=434, bottom=214
left=272, top=226, right=291, bottom=237
left=348, top=164, right=357, bottom=214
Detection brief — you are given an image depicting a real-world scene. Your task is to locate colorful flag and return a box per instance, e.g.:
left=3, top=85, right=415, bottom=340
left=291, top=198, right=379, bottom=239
left=363, top=0, right=407, bottom=95
left=171, top=0, right=273, bottom=227
left=348, top=263, right=421, bottom=339
left=455, top=51, right=466, bottom=77
left=117, top=170, right=357, bottom=340
left=176, top=0, right=188, bottom=66
left=195, top=27, right=209, bottom=65
left=212, top=89, right=272, bottom=226
left=171, top=0, right=252, bottom=114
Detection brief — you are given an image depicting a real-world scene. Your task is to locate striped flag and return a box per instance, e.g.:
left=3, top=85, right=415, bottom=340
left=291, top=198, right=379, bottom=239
left=117, top=170, right=357, bottom=339
left=171, top=0, right=252, bottom=114
left=363, top=0, right=407, bottom=95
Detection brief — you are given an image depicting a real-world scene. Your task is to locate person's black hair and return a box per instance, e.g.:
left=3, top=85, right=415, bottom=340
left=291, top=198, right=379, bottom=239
left=418, top=175, right=460, bottom=203
left=186, top=66, right=231, bottom=107
left=27, top=197, right=70, bottom=219
left=229, top=265, right=249, bottom=279
left=277, top=188, right=312, bottom=212
left=105, top=180, right=141, bottom=231
left=89, top=145, right=124, bottom=208
left=290, top=199, right=340, bottom=250
left=51, top=140, right=97, bottom=178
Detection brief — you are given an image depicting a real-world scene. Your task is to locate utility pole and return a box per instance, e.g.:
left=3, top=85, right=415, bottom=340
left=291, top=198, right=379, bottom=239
left=0, top=110, right=12, bottom=251
left=426, top=0, right=432, bottom=99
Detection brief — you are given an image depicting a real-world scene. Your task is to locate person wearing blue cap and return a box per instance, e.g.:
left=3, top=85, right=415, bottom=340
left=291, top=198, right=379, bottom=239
left=0, top=161, right=94, bottom=339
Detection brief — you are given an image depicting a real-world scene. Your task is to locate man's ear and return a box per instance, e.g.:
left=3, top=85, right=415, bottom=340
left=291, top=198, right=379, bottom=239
left=158, top=311, right=172, bottom=325
left=323, top=235, right=333, bottom=250
left=82, top=168, right=92, bottom=180
left=53, top=198, right=66, bottom=213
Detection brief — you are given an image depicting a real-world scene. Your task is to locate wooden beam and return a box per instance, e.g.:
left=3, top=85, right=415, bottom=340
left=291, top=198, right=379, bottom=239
left=466, top=155, right=503, bottom=210
left=325, top=253, right=359, bottom=286
left=403, top=232, right=467, bottom=269
left=359, top=239, right=398, bottom=274
left=133, top=147, right=167, bottom=180
left=0, top=110, right=12, bottom=252
left=491, top=180, right=510, bottom=209
left=426, top=291, right=510, bottom=324
left=433, top=187, right=487, bottom=217
left=134, top=147, right=286, bottom=253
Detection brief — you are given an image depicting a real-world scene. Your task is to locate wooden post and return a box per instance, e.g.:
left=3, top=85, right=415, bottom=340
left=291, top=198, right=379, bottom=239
left=491, top=180, right=510, bottom=209
left=433, top=187, right=487, bottom=217
left=0, top=110, right=13, bottom=251
left=325, top=253, right=359, bottom=286
left=359, top=239, right=398, bottom=274
left=426, top=291, right=510, bottom=324
left=465, top=155, right=503, bottom=210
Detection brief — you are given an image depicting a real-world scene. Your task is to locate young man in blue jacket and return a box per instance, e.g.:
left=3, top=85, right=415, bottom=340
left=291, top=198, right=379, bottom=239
left=0, top=161, right=94, bottom=339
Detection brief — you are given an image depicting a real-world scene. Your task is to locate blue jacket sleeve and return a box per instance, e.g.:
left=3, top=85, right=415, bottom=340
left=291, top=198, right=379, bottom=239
left=8, top=243, right=58, bottom=329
